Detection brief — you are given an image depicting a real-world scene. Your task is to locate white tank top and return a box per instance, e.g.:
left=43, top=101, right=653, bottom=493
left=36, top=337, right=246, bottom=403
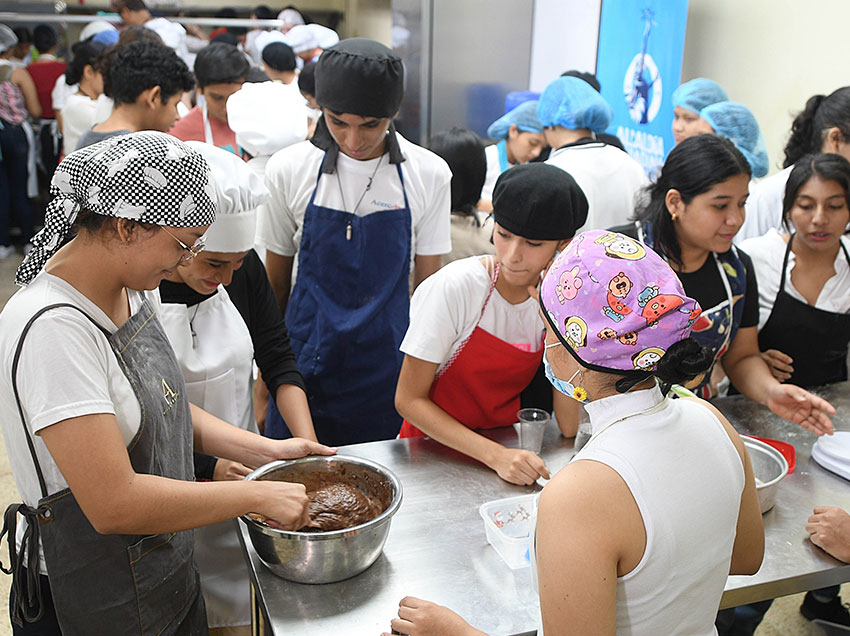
left=533, top=385, right=744, bottom=636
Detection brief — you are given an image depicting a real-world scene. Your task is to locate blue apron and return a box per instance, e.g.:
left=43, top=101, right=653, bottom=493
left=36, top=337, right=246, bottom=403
left=267, top=157, right=412, bottom=445
left=637, top=221, right=747, bottom=398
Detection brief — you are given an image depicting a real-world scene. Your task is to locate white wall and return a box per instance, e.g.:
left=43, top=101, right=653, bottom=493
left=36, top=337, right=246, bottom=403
left=682, top=0, right=850, bottom=176
left=529, top=0, right=601, bottom=93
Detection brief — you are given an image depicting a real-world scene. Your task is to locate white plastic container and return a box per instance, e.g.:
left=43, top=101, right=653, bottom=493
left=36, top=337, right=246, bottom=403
left=478, top=494, right=537, bottom=569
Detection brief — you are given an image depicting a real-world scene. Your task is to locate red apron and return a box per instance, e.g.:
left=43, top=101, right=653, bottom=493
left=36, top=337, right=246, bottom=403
left=399, top=262, right=544, bottom=437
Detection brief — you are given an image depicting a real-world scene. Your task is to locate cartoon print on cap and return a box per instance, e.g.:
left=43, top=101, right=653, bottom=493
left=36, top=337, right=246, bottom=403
left=538, top=229, right=701, bottom=376
left=637, top=285, right=659, bottom=307
left=632, top=346, right=665, bottom=370
left=618, top=331, right=638, bottom=346
left=556, top=265, right=583, bottom=303
left=565, top=316, right=588, bottom=348
left=608, top=272, right=632, bottom=298
left=602, top=271, right=633, bottom=322
left=641, top=294, right=685, bottom=326
left=594, top=232, right=646, bottom=260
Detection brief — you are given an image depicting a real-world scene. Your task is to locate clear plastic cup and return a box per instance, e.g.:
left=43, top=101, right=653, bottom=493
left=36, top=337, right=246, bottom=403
left=517, top=408, right=549, bottom=454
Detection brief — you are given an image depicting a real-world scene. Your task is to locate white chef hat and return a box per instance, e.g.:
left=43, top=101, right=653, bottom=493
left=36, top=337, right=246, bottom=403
left=281, top=24, right=315, bottom=53
left=283, top=24, right=338, bottom=54
left=184, top=142, right=269, bottom=253
left=254, top=29, right=287, bottom=57
left=226, top=81, right=308, bottom=158
left=309, top=24, right=339, bottom=49
left=79, top=20, right=117, bottom=43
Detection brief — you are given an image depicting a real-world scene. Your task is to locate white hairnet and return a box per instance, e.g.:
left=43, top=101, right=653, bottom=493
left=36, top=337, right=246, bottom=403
left=278, top=9, right=305, bottom=28
left=0, top=25, right=18, bottom=53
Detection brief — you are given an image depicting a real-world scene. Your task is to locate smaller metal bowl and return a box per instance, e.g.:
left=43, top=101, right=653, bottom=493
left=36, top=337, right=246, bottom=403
left=744, top=437, right=789, bottom=514
left=241, top=455, right=402, bottom=584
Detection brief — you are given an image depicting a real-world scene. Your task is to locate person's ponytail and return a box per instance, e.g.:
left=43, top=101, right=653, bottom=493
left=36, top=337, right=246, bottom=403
left=784, top=88, right=850, bottom=169
left=654, top=337, right=714, bottom=388
left=784, top=94, right=825, bottom=168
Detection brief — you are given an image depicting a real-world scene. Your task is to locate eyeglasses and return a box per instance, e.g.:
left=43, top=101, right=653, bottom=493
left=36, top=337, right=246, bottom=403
left=160, top=227, right=206, bottom=262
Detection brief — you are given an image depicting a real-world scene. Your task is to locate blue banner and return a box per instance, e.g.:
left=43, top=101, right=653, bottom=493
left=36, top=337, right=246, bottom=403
left=596, top=0, right=689, bottom=177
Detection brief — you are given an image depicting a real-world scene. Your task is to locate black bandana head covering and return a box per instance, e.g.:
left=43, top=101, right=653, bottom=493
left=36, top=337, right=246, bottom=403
left=16, top=132, right=217, bottom=286
left=310, top=38, right=406, bottom=174
left=491, top=163, right=589, bottom=241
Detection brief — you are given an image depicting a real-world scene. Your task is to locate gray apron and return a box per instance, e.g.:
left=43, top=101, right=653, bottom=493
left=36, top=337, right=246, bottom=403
left=1, top=299, right=206, bottom=635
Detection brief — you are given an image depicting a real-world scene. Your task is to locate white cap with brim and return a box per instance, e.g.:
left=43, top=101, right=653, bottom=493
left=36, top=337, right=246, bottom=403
left=184, top=142, right=269, bottom=253
left=227, top=81, right=308, bottom=158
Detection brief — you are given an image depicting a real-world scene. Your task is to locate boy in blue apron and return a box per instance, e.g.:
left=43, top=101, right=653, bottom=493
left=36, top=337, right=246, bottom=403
left=259, top=38, right=452, bottom=446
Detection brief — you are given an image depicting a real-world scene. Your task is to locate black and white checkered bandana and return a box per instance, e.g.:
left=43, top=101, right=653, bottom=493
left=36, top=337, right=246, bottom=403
left=16, top=132, right=217, bottom=286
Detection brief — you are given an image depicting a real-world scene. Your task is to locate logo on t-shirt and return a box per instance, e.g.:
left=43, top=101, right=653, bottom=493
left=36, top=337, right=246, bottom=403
left=370, top=199, right=403, bottom=210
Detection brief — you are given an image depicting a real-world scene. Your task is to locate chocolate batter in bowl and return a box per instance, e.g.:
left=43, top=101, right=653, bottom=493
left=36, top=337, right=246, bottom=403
left=240, top=456, right=403, bottom=584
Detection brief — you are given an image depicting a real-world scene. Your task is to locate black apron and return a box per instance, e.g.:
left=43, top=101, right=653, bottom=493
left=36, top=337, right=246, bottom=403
left=1, top=299, right=206, bottom=635
left=758, top=234, right=850, bottom=388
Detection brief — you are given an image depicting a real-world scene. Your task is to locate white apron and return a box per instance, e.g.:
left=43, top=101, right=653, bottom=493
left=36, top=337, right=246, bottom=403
left=159, top=286, right=255, bottom=628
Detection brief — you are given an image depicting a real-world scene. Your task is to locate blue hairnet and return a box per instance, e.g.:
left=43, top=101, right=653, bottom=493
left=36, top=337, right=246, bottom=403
left=700, top=101, right=769, bottom=178
left=672, top=78, right=728, bottom=115
left=486, top=100, right=543, bottom=140
left=537, top=77, right=613, bottom=133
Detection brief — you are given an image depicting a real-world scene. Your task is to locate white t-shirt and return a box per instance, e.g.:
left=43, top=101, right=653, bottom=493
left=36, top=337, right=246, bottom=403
left=0, top=273, right=158, bottom=573
left=258, top=133, right=453, bottom=263
left=92, top=94, right=114, bottom=129
left=400, top=256, right=543, bottom=372
left=145, top=17, right=191, bottom=65
left=480, top=142, right=504, bottom=202
left=739, top=228, right=850, bottom=330
left=546, top=141, right=648, bottom=232
left=736, top=166, right=792, bottom=244
left=61, top=93, right=99, bottom=155
left=50, top=75, right=77, bottom=113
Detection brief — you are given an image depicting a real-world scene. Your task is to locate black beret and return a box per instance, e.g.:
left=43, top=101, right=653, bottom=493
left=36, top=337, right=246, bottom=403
left=492, top=163, right=589, bottom=240
left=315, top=38, right=403, bottom=118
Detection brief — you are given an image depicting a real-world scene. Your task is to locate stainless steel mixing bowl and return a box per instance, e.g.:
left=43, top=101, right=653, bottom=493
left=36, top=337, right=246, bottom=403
left=744, top=437, right=789, bottom=514
left=240, top=455, right=403, bottom=584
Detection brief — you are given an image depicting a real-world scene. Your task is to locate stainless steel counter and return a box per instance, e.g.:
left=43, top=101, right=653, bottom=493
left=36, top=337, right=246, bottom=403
left=238, top=382, right=850, bottom=634
left=715, top=383, right=850, bottom=608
